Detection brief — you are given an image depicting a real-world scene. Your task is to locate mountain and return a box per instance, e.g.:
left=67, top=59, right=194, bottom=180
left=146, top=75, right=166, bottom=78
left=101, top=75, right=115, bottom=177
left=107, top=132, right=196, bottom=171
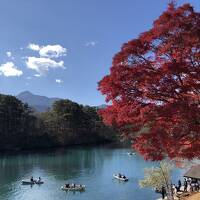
left=97, top=104, right=107, bottom=109
left=17, top=91, right=61, bottom=112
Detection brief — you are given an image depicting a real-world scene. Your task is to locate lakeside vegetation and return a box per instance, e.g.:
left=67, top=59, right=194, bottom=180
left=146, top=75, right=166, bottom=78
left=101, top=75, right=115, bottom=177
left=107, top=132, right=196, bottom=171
left=0, top=94, right=117, bottom=151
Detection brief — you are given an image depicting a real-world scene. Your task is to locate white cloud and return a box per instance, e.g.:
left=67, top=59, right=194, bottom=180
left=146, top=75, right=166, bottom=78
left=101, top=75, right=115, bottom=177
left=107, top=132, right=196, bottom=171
left=28, top=43, right=40, bottom=51
left=55, top=79, right=63, bottom=84
left=27, top=43, right=67, bottom=58
left=34, top=74, right=41, bottom=77
left=26, top=57, right=65, bottom=75
left=0, top=62, right=23, bottom=77
left=6, top=51, right=14, bottom=60
left=6, top=51, right=12, bottom=57
left=39, top=45, right=66, bottom=58
left=85, top=41, right=98, bottom=47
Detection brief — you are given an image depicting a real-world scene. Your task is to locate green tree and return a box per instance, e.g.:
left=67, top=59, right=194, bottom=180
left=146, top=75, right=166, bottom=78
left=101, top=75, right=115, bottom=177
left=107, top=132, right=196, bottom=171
left=140, top=162, right=174, bottom=200
left=0, top=94, right=117, bottom=150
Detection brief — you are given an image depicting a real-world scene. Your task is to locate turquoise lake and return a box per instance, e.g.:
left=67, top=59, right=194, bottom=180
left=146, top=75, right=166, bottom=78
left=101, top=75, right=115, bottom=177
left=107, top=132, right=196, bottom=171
left=0, top=146, right=184, bottom=200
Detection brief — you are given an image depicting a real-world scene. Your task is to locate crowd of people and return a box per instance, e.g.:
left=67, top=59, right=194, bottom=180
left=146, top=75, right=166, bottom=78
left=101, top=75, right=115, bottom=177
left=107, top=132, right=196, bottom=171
left=174, top=178, right=200, bottom=193
left=160, top=178, right=200, bottom=199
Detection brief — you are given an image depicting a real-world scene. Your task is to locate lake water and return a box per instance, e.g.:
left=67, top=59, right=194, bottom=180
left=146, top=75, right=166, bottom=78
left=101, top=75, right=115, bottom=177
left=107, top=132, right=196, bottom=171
left=0, top=145, right=184, bottom=200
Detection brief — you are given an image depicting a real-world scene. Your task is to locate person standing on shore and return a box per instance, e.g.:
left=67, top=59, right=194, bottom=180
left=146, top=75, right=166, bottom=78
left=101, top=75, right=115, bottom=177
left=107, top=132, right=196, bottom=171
left=178, top=180, right=181, bottom=191
left=184, top=179, right=188, bottom=192
left=161, top=186, right=166, bottom=199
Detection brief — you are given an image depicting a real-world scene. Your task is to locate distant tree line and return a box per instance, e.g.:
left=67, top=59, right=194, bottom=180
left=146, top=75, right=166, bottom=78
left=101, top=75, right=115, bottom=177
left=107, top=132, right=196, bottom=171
left=0, top=94, right=117, bottom=151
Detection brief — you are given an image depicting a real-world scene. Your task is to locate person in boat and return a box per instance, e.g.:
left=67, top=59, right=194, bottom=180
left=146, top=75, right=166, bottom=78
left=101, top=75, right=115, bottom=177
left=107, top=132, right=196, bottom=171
left=118, top=173, right=122, bottom=178
left=38, top=177, right=41, bottom=181
left=30, top=177, right=34, bottom=182
left=71, top=183, right=75, bottom=188
left=122, top=175, right=126, bottom=179
left=65, top=183, right=70, bottom=188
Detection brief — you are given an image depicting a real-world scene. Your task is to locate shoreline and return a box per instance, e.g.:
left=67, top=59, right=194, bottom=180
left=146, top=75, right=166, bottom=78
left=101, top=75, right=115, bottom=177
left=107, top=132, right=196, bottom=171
left=184, top=193, right=200, bottom=200
left=0, top=141, right=129, bottom=156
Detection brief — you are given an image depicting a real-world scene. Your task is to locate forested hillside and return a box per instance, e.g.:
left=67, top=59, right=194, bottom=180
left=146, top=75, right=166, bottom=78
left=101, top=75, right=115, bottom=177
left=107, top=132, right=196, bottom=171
left=0, top=94, right=117, bottom=151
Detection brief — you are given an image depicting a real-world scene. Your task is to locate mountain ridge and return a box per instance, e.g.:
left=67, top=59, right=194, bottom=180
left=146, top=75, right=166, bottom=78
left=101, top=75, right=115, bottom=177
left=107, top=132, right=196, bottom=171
left=17, top=91, right=61, bottom=112
left=16, top=91, right=107, bottom=112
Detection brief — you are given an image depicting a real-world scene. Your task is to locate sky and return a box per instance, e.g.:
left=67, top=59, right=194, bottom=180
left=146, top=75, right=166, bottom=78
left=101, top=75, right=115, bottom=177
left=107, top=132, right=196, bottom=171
left=0, top=0, right=199, bottom=106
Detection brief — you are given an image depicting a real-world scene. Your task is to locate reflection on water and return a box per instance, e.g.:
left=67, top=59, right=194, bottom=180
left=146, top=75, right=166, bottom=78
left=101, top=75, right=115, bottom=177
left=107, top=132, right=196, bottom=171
left=0, top=146, right=184, bottom=200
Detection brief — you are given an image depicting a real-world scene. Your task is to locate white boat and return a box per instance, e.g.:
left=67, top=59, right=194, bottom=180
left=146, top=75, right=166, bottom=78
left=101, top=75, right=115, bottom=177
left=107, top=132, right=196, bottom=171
left=61, top=184, right=86, bottom=191
left=127, top=152, right=135, bottom=155
left=35, top=180, right=44, bottom=184
left=113, top=174, right=128, bottom=181
left=21, top=180, right=35, bottom=185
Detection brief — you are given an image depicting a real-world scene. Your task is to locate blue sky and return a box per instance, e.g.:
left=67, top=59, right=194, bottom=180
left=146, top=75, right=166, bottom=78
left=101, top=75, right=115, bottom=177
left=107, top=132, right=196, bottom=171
left=0, top=0, right=199, bottom=106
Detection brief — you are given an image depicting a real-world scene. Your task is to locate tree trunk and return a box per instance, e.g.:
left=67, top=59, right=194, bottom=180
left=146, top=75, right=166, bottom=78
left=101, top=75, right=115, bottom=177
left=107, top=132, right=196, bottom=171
left=165, top=182, right=174, bottom=200
left=160, top=164, right=174, bottom=200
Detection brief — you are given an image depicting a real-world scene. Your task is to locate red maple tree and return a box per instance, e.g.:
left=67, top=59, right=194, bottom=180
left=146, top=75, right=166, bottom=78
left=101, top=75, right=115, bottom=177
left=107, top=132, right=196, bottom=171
left=98, top=3, right=200, bottom=160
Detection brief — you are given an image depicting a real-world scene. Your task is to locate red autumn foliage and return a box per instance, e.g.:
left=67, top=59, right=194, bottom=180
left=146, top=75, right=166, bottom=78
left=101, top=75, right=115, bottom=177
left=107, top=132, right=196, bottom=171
left=98, top=3, right=200, bottom=161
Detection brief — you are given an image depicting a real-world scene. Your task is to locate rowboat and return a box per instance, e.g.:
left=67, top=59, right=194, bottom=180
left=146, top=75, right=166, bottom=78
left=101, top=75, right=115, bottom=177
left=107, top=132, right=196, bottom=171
left=21, top=180, right=44, bottom=185
left=127, top=152, right=135, bottom=155
left=61, top=184, right=85, bottom=191
left=21, top=180, right=35, bottom=185
left=35, top=180, right=44, bottom=184
left=113, top=174, right=128, bottom=181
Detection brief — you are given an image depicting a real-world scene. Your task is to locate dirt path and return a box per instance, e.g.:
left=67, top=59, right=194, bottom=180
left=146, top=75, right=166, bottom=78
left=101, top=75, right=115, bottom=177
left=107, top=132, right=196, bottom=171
left=183, top=193, right=200, bottom=200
